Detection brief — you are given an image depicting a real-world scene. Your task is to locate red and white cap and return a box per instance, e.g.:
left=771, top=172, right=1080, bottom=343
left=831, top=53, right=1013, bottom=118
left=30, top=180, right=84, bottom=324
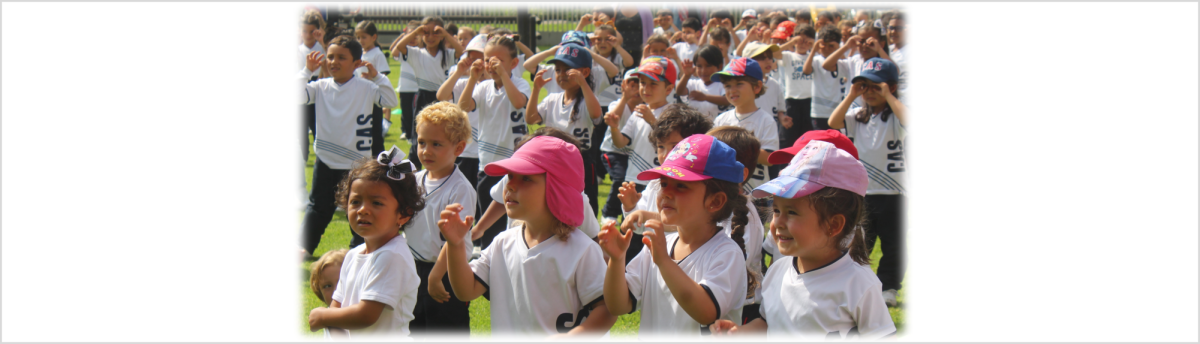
left=483, top=136, right=585, bottom=227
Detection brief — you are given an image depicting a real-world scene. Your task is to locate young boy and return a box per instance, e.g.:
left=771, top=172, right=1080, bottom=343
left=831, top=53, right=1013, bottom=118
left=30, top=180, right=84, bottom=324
left=670, top=18, right=703, bottom=63
left=437, top=34, right=488, bottom=192
left=599, top=70, right=643, bottom=223
left=300, top=36, right=399, bottom=256
left=771, top=24, right=817, bottom=156
left=742, top=42, right=790, bottom=134
left=310, top=248, right=350, bottom=338
left=652, top=9, right=678, bottom=37
left=408, top=101, right=477, bottom=337
left=700, top=26, right=736, bottom=67
left=803, top=26, right=847, bottom=131
left=711, top=58, right=779, bottom=223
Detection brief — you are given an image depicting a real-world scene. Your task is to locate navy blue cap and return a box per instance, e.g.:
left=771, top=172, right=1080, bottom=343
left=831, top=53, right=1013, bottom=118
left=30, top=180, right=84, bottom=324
left=851, top=57, right=899, bottom=85
left=561, top=31, right=591, bottom=48
left=547, top=43, right=593, bottom=69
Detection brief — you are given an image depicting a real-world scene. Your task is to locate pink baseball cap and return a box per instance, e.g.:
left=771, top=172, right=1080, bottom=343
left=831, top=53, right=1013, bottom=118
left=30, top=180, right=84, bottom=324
left=483, top=136, right=585, bottom=227
left=636, top=134, right=744, bottom=183
left=752, top=140, right=868, bottom=199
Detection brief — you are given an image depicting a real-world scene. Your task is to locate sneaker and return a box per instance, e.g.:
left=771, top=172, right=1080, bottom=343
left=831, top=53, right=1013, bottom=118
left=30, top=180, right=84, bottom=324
left=399, top=132, right=408, bottom=140
left=882, top=289, right=899, bottom=307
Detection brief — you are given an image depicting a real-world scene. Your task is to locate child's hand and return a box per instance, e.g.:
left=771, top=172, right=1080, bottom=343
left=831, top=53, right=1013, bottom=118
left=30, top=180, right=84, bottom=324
left=597, top=219, right=634, bottom=261
left=469, top=59, right=485, bottom=79
left=813, top=39, right=825, bottom=53
left=689, top=90, right=708, bottom=102
left=360, top=60, right=378, bottom=79
left=533, top=69, right=553, bottom=89
left=670, top=31, right=684, bottom=44
left=579, top=14, right=593, bottom=26
left=642, top=220, right=670, bottom=265
left=456, top=54, right=473, bottom=74
left=746, top=27, right=763, bottom=42
left=604, top=110, right=621, bottom=128
left=706, top=18, right=720, bottom=30
left=679, top=59, right=694, bottom=76
left=845, top=36, right=862, bottom=49
left=566, top=69, right=585, bottom=86
left=864, top=37, right=883, bottom=54
left=437, top=203, right=474, bottom=246
left=307, top=307, right=325, bottom=331
left=428, top=278, right=452, bottom=303
left=635, top=104, right=657, bottom=128
left=720, top=18, right=733, bottom=30
left=595, top=12, right=611, bottom=25
left=873, top=81, right=893, bottom=98
left=779, top=113, right=793, bottom=128
left=664, top=46, right=679, bottom=61
left=617, top=181, right=641, bottom=211
left=487, top=56, right=509, bottom=79
left=711, top=319, right=740, bottom=335
left=432, top=26, right=449, bottom=38
left=305, top=51, right=324, bottom=72
left=848, top=82, right=867, bottom=98
left=620, top=81, right=639, bottom=100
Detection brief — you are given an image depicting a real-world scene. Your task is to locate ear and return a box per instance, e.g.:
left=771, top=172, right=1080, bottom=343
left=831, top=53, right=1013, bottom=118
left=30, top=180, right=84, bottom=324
left=580, top=67, right=592, bottom=78
left=395, top=214, right=412, bottom=228
left=824, top=213, right=846, bottom=238
left=454, top=140, right=467, bottom=156
left=889, top=83, right=899, bottom=93
left=705, top=190, right=728, bottom=213
left=742, top=167, right=751, bottom=183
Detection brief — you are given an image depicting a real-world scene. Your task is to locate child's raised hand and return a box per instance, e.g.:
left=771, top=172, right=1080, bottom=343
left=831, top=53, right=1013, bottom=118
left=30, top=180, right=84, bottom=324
left=711, top=319, right=740, bottom=335
left=305, top=51, right=324, bottom=72
left=864, top=37, right=883, bottom=54
left=670, top=31, right=684, bottom=43
left=845, top=36, right=862, bottom=49
left=428, top=278, right=452, bottom=303
left=680, top=59, right=694, bottom=76
left=720, top=18, right=733, bottom=29
left=360, top=61, right=378, bottom=79
left=664, top=46, right=679, bottom=60
left=746, top=27, right=763, bottom=41
left=779, top=113, right=793, bottom=129
left=620, top=81, right=639, bottom=99
left=579, top=13, right=593, bottom=26
left=437, top=203, right=474, bottom=246
left=813, top=39, right=826, bottom=53
left=848, top=82, right=867, bottom=98
left=617, top=181, right=641, bottom=211
left=533, top=69, right=553, bottom=89
left=566, top=69, right=585, bottom=86
left=603, top=110, right=621, bottom=128
left=456, top=54, right=473, bottom=73
left=597, top=219, right=634, bottom=261
left=641, top=219, right=670, bottom=265
left=635, top=104, right=657, bottom=127
left=689, top=90, right=708, bottom=102
left=432, top=26, right=449, bottom=38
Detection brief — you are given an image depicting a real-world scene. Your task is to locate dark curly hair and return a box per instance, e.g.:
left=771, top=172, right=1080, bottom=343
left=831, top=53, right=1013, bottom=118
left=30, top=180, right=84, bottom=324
left=335, top=157, right=426, bottom=232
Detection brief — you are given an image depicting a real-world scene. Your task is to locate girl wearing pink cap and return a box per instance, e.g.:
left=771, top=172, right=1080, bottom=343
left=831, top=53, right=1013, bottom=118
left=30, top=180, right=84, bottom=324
left=599, top=134, right=752, bottom=337
left=437, top=136, right=617, bottom=337
left=711, top=140, right=895, bottom=339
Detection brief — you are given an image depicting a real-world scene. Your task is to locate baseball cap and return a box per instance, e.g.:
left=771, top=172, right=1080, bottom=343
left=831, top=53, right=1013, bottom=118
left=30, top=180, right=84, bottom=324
left=850, top=57, right=899, bottom=85
left=634, top=56, right=678, bottom=85
left=743, top=41, right=781, bottom=59
left=464, top=34, right=487, bottom=54
left=772, top=21, right=796, bottom=40
left=561, top=30, right=591, bottom=48
left=711, top=57, right=763, bottom=83
left=547, top=43, right=593, bottom=69
left=752, top=140, right=868, bottom=199
left=742, top=9, right=757, bottom=19
left=637, top=134, right=744, bottom=184
left=483, top=136, right=585, bottom=227
left=622, top=68, right=640, bottom=80
left=767, top=129, right=859, bottom=165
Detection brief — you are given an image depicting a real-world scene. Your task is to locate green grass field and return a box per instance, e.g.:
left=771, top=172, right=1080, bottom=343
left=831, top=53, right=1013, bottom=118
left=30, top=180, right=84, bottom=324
left=299, top=56, right=904, bottom=337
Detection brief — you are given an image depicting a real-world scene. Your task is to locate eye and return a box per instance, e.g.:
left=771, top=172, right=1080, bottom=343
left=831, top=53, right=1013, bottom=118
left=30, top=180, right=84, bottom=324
left=522, top=176, right=533, bottom=182
left=373, top=201, right=384, bottom=206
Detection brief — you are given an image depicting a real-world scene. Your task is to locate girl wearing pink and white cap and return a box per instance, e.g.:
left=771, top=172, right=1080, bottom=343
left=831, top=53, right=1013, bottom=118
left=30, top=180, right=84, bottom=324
left=437, top=136, right=617, bottom=337
left=711, top=140, right=895, bottom=339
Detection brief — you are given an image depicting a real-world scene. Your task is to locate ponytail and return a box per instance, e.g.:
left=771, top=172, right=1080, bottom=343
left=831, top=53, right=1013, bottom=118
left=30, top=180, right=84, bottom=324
left=703, top=178, right=759, bottom=300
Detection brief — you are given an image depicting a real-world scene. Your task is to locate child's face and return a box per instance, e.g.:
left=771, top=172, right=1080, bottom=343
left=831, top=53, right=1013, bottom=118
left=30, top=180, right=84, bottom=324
left=657, top=14, right=672, bottom=28
left=654, top=131, right=684, bottom=165
left=711, top=39, right=730, bottom=53
left=503, top=173, right=548, bottom=222
left=301, top=24, right=319, bottom=45
left=694, top=57, right=720, bottom=84
left=457, top=31, right=474, bottom=46
left=752, top=55, right=776, bottom=75
left=483, top=45, right=516, bottom=78
left=422, top=23, right=444, bottom=47
left=638, top=76, right=669, bottom=104
left=325, top=44, right=358, bottom=81
left=888, top=19, right=904, bottom=46
left=416, top=121, right=465, bottom=174
left=621, top=78, right=643, bottom=102
left=722, top=78, right=761, bottom=107
left=821, top=40, right=841, bottom=56
left=840, top=26, right=854, bottom=42
left=646, top=42, right=669, bottom=57
left=656, top=177, right=720, bottom=227
left=552, top=62, right=590, bottom=90
left=593, top=31, right=615, bottom=51
left=857, top=80, right=892, bottom=107
left=816, top=17, right=831, bottom=29
left=681, top=27, right=698, bottom=44
left=346, top=179, right=408, bottom=242
left=318, top=263, right=341, bottom=306
left=771, top=196, right=837, bottom=258
left=354, top=29, right=376, bottom=50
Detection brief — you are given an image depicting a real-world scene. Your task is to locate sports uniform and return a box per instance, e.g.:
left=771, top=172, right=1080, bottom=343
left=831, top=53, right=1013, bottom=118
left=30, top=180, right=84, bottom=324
left=619, top=103, right=670, bottom=187
left=300, top=41, right=325, bottom=163
left=489, top=174, right=599, bottom=239
left=450, top=76, right=481, bottom=189
left=811, top=53, right=852, bottom=130
left=407, top=169, right=476, bottom=334
left=470, top=72, right=532, bottom=249
left=600, top=96, right=635, bottom=221
left=356, top=45, right=392, bottom=156
left=397, top=46, right=457, bottom=170
left=713, top=108, right=778, bottom=198
left=759, top=254, right=896, bottom=339
left=682, top=78, right=727, bottom=121
left=332, top=235, right=420, bottom=339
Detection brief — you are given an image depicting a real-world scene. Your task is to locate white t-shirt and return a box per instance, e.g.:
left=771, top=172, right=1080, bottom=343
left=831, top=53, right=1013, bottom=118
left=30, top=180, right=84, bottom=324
left=489, top=174, right=599, bottom=238
left=682, top=78, right=728, bottom=121
left=535, top=63, right=611, bottom=97
left=756, top=77, right=787, bottom=117
left=299, top=41, right=325, bottom=77
left=718, top=197, right=764, bottom=305
left=845, top=54, right=867, bottom=109
left=407, top=169, right=476, bottom=263
left=672, top=42, right=699, bottom=63
left=811, top=54, right=852, bottom=119
left=619, top=103, right=671, bottom=185
left=890, top=45, right=907, bottom=97
left=654, top=26, right=678, bottom=38
left=537, top=92, right=596, bottom=150
left=843, top=106, right=906, bottom=195
left=600, top=100, right=636, bottom=154
left=625, top=232, right=747, bottom=336
left=472, top=74, right=532, bottom=170
left=777, top=51, right=813, bottom=100
left=396, top=44, right=420, bottom=93
left=713, top=108, right=779, bottom=197
left=300, top=69, right=398, bottom=170
left=451, top=77, right=482, bottom=158
left=594, top=53, right=626, bottom=105
left=355, top=46, right=392, bottom=78
left=331, top=235, right=420, bottom=338
left=469, top=226, right=607, bottom=335
left=398, top=46, right=456, bottom=91
left=761, top=253, right=896, bottom=339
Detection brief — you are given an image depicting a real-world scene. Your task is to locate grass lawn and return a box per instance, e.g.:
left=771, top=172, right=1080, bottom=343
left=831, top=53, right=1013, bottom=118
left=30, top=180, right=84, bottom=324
left=299, top=56, right=904, bottom=337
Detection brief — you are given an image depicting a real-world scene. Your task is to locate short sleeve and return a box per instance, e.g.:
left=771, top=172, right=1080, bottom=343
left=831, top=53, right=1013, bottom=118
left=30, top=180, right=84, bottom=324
left=468, top=241, right=493, bottom=287
left=698, top=244, right=748, bottom=320
left=758, top=116, right=780, bottom=151
left=854, top=285, right=898, bottom=339
left=623, top=248, right=651, bottom=310
left=620, top=115, right=639, bottom=142
left=573, top=243, right=608, bottom=307
left=836, top=58, right=853, bottom=79
left=633, top=180, right=657, bottom=212
left=579, top=193, right=600, bottom=238
left=762, top=229, right=780, bottom=258
left=452, top=79, right=469, bottom=102
left=357, top=251, right=406, bottom=309
left=513, top=74, right=533, bottom=97
left=489, top=175, right=507, bottom=204
left=331, top=254, right=351, bottom=303
left=536, top=95, right=551, bottom=124
left=842, top=107, right=860, bottom=139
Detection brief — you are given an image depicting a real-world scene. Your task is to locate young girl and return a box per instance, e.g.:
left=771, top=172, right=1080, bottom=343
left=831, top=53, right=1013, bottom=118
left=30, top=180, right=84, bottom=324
left=676, top=45, right=731, bottom=121
left=805, top=26, right=847, bottom=131
left=391, top=16, right=466, bottom=169
left=711, top=140, right=895, bottom=339
left=592, top=24, right=635, bottom=108
left=355, top=21, right=391, bottom=155
left=309, top=248, right=349, bottom=339
left=307, top=147, right=426, bottom=338
left=394, top=20, right=422, bottom=142
left=712, top=58, right=779, bottom=205
left=598, top=134, right=750, bottom=337
left=438, top=136, right=617, bottom=336
left=598, top=70, right=642, bottom=223
left=606, top=56, right=679, bottom=233
left=437, top=34, right=488, bottom=191
left=457, top=35, right=531, bottom=250
left=828, top=57, right=907, bottom=307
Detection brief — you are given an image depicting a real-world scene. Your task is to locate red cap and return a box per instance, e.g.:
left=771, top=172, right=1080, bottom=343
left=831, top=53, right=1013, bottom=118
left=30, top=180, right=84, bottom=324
left=772, top=21, right=796, bottom=40
left=767, top=129, right=859, bottom=165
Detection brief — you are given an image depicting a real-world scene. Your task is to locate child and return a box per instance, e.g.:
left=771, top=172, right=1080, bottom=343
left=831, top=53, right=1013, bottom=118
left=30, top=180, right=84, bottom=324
left=642, top=33, right=683, bottom=71
left=457, top=35, right=531, bottom=250
left=598, top=134, right=750, bottom=337
left=522, top=31, right=620, bottom=96
left=438, top=136, right=618, bottom=336
left=598, top=70, right=643, bottom=223
left=652, top=9, right=678, bottom=37
left=300, top=36, right=398, bottom=256
left=307, top=148, right=426, bottom=338
left=391, top=16, right=466, bottom=170
left=711, top=140, right=895, bottom=339
left=701, top=26, right=736, bottom=67
left=740, top=42, right=790, bottom=133
left=355, top=21, right=391, bottom=155
left=436, top=34, right=488, bottom=193
left=300, top=10, right=325, bottom=164
left=394, top=20, right=423, bottom=142
left=771, top=23, right=818, bottom=145
left=827, top=57, right=907, bottom=307
left=711, top=58, right=779, bottom=203
left=804, top=26, right=847, bottom=130
left=887, top=13, right=907, bottom=97
left=821, top=20, right=890, bottom=112
left=310, top=248, right=349, bottom=338
left=605, top=56, right=678, bottom=227
left=677, top=45, right=731, bottom=121
left=669, top=18, right=703, bottom=62
left=406, top=102, right=476, bottom=336
left=591, top=25, right=635, bottom=108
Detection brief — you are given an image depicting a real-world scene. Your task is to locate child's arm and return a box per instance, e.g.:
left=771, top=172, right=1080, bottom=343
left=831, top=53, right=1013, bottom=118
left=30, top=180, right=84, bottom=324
left=802, top=41, right=821, bottom=75
left=308, top=300, right=386, bottom=331
left=526, top=69, right=552, bottom=124
left=641, top=220, right=719, bottom=325
left=437, top=203, right=489, bottom=301
left=711, top=317, right=768, bottom=335
left=735, top=27, right=759, bottom=57
left=471, top=200, right=505, bottom=241
left=575, top=14, right=593, bottom=32
left=880, top=82, right=908, bottom=126
left=599, top=220, right=636, bottom=316
left=570, top=70, right=604, bottom=119
left=457, top=60, right=485, bottom=112
left=514, top=41, right=535, bottom=59
left=301, top=51, right=324, bottom=104
left=617, top=182, right=641, bottom=212
left=428, top=244, right=453, bottom=303
left=828, top=82, right=866, bottom=130
left=566, top=302, right=618, bottom=336
left=822, top=36, right=858, bottom=72
left=389, top=26, right=426, bottom=59
left=589, top=49, right=621, bottom=79
left=437, top=59, right=469, bottom=101
left=523, top=45, right=559, bottom=75
left=604, top=100, right=630, bottom=148
left=676, top=60, right=695, bottom=96
left=612, top=41, right=635, bottom=68
left=366, top=62, right=399, bottom=108
left=491, top=58, right=529, bottom=109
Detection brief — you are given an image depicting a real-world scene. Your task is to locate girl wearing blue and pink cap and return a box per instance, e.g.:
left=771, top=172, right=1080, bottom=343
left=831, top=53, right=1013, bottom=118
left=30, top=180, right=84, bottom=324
left=598, top=134, right=752, bottom=337
left=711, top=140, right=896, bottom=339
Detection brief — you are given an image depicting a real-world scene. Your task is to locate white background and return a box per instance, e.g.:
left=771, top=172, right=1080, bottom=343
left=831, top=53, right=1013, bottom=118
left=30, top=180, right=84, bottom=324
left=3, top=2, right=1197, bottom=341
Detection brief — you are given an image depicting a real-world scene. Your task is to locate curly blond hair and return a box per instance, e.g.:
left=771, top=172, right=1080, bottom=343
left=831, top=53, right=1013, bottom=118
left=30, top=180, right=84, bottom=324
left=415, top=101, right=472, bottom=145
left=309, top=249, right=348, bottom=304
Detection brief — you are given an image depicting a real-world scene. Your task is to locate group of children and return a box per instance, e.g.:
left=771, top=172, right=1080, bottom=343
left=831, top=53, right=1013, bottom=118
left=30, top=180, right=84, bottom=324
left=299, top=5, right=908, bottom=339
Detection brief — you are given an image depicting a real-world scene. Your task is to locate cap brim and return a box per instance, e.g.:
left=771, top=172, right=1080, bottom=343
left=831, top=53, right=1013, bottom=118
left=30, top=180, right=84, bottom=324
left=767, top=146, right=802, bottom=165
left=483, top=156, right=546, bottom=177
left=751, top=175, right=826, bottom=199
left=636, top=166, right=712, bottom=182
left=711, top=71, right=741, bottom=83
left=547, top=57, right=586, bottom=69
left=851, top=74, right=886, bottom=85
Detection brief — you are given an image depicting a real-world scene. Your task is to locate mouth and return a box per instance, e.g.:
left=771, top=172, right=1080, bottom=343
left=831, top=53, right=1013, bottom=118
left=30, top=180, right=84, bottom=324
left=504, top=197, right=519, bottom=206
left=356, top=220, right=372, bottom=227
left=775, top=233, right=794, bottom=244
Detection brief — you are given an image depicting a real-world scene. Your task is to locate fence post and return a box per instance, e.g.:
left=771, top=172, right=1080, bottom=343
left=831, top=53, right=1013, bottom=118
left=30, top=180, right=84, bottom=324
left=517, top=6, right=535, bottom=49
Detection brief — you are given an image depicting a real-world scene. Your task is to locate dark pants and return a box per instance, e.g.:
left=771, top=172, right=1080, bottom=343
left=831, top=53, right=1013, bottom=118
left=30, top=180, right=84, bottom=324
left=783, top=98, right=813, bottom=147
left=864, top=194, right=905, bottom=291
left=742, top=304, right=762, bottom=325
left=410, top=259, right=470, bottom=337
left=582, top=148, right=599, bottom=220
left=408, top=90, right=440, bottom=171
left=623, top=182, right=648, bottom=265
left=371, top=104, right=384, bottom=156
left=591, top=107, right=609, bottom=181
left=302, top=158, right=364, bottom=253
left=600, top=152, right=629, bottom=219
left=476, top=172, right=507, bottom=249
left=303, top=104, right=316, bottom=162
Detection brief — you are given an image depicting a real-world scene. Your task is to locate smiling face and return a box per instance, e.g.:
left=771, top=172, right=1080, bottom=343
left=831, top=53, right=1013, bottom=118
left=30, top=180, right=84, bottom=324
left=354, top=29, right=377, bottom=51
left=552, top=62, right=590, bottom=91
left=637, top=75, right=670, bottom=105
left=722, top=77, right=762, bottom=108
left=346, top=179, right=408, bottom=243
left=771, top=196, right=838, bottom=258
left=416, top=121, right=464, bottom=175
left=693, top=56, right=720, bottom=83
left=317, top=263, right=341, bottom=305
left=301, top=24, right=319, bottom=46
left=325, top=44, right=358, bottom=83
left=680, top=27, right=698, bottom=44
left=422, top=22, right=444, bottom=47
left=888, top=18, right=904, bottom=46
left=503, top=173, right=548, bottom=222
left=594, top=30, right=615, bottom=52
left=483, top=44, right=516, bottom=80
left=752, top=54, right=776, bottom=75
left=645, top=42, right=669, bottom=57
